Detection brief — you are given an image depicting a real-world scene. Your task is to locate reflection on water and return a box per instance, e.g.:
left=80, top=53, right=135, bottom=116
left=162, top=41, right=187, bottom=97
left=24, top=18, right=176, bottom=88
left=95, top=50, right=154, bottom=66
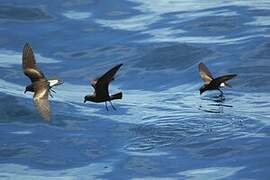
left=0, top=0, right=270, bottom=179
left=199, top=94, right=233, bottom=114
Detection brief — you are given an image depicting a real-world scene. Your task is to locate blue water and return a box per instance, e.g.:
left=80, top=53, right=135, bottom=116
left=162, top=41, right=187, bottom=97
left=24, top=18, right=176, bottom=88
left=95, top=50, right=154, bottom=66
left=0, top=0, right=270, bottom=179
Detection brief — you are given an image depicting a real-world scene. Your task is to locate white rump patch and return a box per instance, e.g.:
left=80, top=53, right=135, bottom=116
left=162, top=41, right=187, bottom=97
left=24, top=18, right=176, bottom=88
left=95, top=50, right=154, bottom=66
left=220, top=82, right=226, bottom=87
left=48, top=79, right=60, bottom=87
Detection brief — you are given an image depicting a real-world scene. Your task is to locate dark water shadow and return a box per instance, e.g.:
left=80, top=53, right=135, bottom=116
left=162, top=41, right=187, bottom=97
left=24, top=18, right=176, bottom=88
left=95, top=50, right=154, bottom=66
left=0, top=5, right=52, bottom=22
left=198, top=93, right=233, bottom=113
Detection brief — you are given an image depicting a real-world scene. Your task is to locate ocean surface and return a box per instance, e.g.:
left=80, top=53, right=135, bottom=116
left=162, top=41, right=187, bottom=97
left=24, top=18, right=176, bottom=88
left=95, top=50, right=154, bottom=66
left=0, top=0, right=270, bottom=179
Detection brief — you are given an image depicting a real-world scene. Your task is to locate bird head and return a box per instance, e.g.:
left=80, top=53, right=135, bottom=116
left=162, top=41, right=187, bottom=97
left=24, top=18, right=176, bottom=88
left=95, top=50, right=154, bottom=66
left=84, top=96, right=88, bottom=103
left=199, top=85, right=206, bottom=95
left=84, top=95, right=97, bottom=103
left=24, top=86, right=31, bottom=94
left=84, top=95, right=93, bottom=103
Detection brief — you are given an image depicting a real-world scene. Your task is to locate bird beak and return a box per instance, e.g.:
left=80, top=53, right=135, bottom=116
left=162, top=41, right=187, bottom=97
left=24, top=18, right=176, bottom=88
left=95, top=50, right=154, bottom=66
left=24, top=90, right=27, bottom=94
left=84, top=99, right=86, bottom=103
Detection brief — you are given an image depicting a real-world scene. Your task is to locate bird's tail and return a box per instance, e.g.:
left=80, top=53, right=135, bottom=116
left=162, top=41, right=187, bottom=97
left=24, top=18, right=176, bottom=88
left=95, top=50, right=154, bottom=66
left=47, top=78, right=64, bottom=87
left=110, top=92, right=122, bottom=100
left=224, top=82, right=231, bottom=88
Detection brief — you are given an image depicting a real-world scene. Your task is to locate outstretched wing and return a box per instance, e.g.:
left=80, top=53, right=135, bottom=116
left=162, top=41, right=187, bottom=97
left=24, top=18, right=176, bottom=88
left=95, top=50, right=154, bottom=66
left=199, top=63, right=213, bottom=84
left=212, top=74, right=237, bottom=87
left=22, top=43, right=45, bottom=82
left=94, top=64, right=123, bottom=97
left=33, top=81, right=50, bottom=121
left=90, top=77, right=99, bottom=89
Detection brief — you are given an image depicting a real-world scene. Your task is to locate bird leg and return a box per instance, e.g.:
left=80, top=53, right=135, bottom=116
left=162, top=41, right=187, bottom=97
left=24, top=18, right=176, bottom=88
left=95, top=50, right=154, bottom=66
left=50, top=88, right=56, bottom=93
left=218, top=89, right=224, bottom=97
left=109, top=101, right=116, bottom=111
left=105, top=101, right=109, bottom=111
left=49, top=90, right=54, bottom=98
left=48, top=88, right=56, bottom=98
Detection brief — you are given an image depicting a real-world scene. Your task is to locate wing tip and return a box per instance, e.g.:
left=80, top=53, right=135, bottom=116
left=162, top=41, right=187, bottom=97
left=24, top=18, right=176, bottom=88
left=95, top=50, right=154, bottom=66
left=23, top=42, right=32, bottom=50
left=198, top=62, right=204, bottom=67
left=34, top=100, right=50, bottom=121
left=39, top=113, right=50, bottom=121
left=229, top=74, right=237, bottom=79
left=39, top=110, right=51, bottom=121
left=111, top=63, right=123, bottom=73
left=43, top=116, right=50, bottom=121
left=22, top=42, right=34, bottom=61
left=198, top=62, right=204, bottom=66
left=198, top=62, right=207, bottom=70
left=116, top=63, right=123, bottom=69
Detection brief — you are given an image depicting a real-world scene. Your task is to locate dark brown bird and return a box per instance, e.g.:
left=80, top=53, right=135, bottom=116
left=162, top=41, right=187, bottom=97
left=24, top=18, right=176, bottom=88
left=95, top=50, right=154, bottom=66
left=199, top=62, right=237, bottom=96
left=22, top=43, right=63, bottom=120
left=84, top=64, right=123, bottom=111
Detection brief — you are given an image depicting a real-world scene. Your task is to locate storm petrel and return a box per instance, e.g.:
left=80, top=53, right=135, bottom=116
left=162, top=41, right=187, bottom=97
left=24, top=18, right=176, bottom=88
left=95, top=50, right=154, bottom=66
left=84, top=64, right=123, bottom=111
left=199, top=62, right=237, bottom=96
left=22, top=43, right=63, bottom=120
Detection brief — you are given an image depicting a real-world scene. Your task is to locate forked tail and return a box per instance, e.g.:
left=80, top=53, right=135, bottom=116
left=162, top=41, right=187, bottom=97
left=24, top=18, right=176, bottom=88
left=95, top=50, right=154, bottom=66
left=110, top=92, right=122, bottom=100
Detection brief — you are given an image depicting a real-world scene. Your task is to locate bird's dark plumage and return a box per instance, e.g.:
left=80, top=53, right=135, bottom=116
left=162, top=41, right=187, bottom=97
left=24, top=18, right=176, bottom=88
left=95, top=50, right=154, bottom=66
left=199, top=62, right=213, bottom=84
left=23, top=43, right=45, bottom=83
left=22, top=43, right=63, bottom=120
left=199, top=62, right=237, bottom=95
left=33, top=80, right=50, bottom=121
left=92, top=64, right=122, bottom=98
left=211, top=74, right=237, bottom=87
left=85, top=64, right=123, bottom=110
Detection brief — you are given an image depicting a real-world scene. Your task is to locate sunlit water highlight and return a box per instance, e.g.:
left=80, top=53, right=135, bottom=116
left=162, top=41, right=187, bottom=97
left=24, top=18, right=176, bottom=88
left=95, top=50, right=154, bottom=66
left=0, top=0, right=270, bottom=179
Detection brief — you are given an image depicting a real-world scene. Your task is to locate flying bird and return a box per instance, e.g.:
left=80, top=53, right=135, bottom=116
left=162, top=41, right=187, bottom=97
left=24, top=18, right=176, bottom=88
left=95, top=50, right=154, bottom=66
left=199, top=62, right=237, bottom=96
left=84, top=64, right=123, bottom=111
left=22, top=43, right=63, bottom=120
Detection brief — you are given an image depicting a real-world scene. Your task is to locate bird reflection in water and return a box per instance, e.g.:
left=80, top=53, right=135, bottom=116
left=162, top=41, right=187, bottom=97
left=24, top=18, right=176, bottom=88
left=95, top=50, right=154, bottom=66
left=199, top=94, right=233, bottom=113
